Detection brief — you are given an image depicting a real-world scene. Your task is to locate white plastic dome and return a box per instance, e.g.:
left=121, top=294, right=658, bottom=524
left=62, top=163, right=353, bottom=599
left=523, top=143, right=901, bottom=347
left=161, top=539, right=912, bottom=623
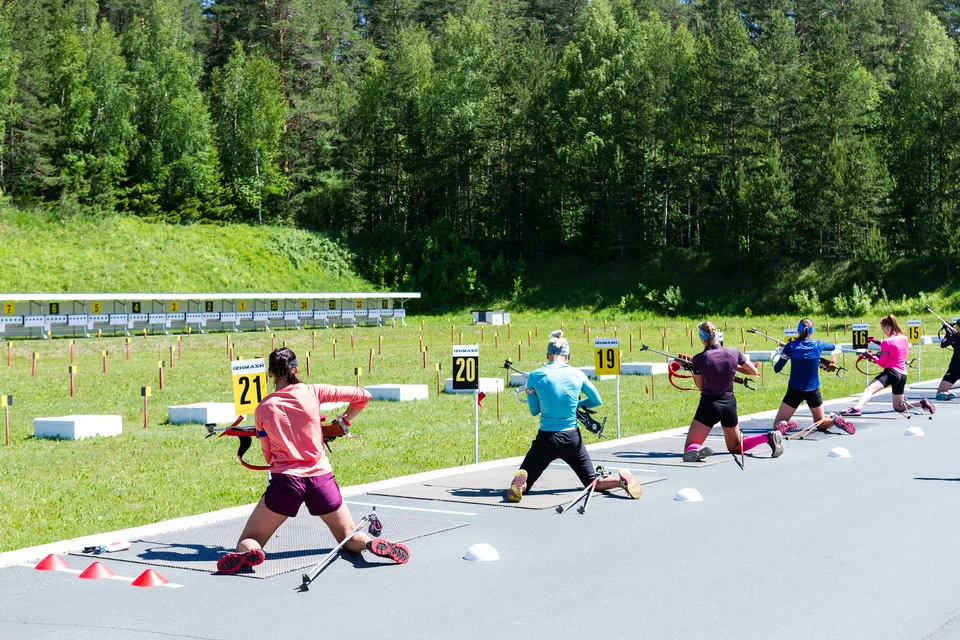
left=674, top=488, right=703, bottom=502
left=828, top=447, right=851, bottom=458
left=463, top=543, right=500, bottom=561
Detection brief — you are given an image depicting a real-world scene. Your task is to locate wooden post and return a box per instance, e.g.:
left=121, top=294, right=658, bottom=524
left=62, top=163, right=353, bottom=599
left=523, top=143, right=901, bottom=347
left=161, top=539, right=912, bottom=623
left=495, top=332, right=499, bottom=349
left=32, top=352, right=37, bottom=377
left=351, top=331, right=355, bottom=349
left=496, top=390, right=501, bottom=421
left=177, top=336, right=182, bottom=358
left=527, top=331, right=531, bottom=347
left=6, top=342, right=11, bottom=367
left=142, top=386, right=151, bottom=429
left=333, top=339, right=338, bottom=359
left=436, top=363, right=441, bottom=396
left=459, top=332, right=463, bottom=345
left=70, top=340, right=75, bottom=364
left=312, top=331, right=317, bottom=350
left=368, top=348, right=374, bottom=374
left=378, top=335, right=383, bottom=355
left=451, top=326, right=455, bottom=343
left=518, top=341, right=522, bottom=362
left=2, top=395, right=11, bottom=446
left=102, top=351, right=108, bottom=373
left=69, top=365, right=77, bottom=397
left=481, top=325, right=484, bottom=342
left=158, top=360, right=164, bottom=390
left=422, top=346, right=427, bottom=369
left=630, top=334, right=633, bottom=351
left=169, top=346, right=174, bottom=369
left=126, top=338, right=131, bottom=360
left=271, top=334, right=275, bottom=351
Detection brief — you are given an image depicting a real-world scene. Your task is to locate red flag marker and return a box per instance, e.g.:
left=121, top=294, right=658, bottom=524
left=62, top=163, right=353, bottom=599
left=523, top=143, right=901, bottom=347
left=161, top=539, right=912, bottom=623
left=477, top=392, right=486, bottom=408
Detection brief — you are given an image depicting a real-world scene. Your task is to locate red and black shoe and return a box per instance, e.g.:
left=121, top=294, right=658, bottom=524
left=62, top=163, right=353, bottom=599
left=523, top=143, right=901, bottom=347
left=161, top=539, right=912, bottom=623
left=367, top=539, right=410, bottom=564
left=216, top=549, right=265, bottom=574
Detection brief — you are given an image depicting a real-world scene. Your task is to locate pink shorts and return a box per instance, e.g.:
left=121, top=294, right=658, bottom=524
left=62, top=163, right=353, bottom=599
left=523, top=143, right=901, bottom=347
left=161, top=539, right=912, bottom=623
left=263, top=472, right=344, bottom=517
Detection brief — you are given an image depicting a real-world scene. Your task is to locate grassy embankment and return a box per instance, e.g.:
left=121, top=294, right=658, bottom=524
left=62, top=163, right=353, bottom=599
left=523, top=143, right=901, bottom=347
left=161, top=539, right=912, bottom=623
left=0, top=211, right=956, bottom=552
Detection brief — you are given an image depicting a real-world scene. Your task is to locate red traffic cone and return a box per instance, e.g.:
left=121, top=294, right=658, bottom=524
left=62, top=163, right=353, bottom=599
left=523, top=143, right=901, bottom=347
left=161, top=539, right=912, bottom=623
left=79, top=562, right=116, bottom=579
left=131, top=569, right=169, bottom=587
left=35, top=554, right=69, bottom=571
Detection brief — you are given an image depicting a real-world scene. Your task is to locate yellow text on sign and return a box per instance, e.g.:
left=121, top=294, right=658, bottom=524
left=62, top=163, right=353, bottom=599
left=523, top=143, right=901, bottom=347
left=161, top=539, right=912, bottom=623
left=907, top=320, right=922, bottom=344
left=169, top=301, right=179, bottom=313
left=91, top=302, right=102, bottom=314
left=231, top=358, right=268, bottom=415
left=594, top=338, right=620, bottom=374
left=852, top=323, right=869, bottom=351
left=300, top=300, right=309, bottom=311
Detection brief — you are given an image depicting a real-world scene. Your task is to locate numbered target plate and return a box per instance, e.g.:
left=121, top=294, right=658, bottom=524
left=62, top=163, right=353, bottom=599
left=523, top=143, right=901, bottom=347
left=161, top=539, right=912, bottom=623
left=452, top=345, right=480, bottom=390
left=231, top=358, right=268, bottom=415
left=852, top=323, right=869, bottom=350
left=594, top=338, right=620, bottom=375
left=783, top=328, right=798, bottom=342
left=907, top=319, right=921, bottom=344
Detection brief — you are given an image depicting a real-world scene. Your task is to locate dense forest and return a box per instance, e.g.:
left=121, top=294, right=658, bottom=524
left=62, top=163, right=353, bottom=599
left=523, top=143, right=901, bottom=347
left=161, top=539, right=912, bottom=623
left=0, top=0, right=958, bottom=285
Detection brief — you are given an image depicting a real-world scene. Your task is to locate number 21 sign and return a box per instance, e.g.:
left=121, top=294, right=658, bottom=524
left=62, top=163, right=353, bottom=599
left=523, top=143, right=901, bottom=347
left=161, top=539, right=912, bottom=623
left=232, top=359, right=268, bottom=415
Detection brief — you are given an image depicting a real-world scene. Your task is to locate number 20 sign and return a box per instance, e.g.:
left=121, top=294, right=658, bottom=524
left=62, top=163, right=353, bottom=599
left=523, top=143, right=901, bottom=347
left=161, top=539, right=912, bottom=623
left=452, top=344, right=479, bottom=390
left=232, top=358, right=268, bottom=415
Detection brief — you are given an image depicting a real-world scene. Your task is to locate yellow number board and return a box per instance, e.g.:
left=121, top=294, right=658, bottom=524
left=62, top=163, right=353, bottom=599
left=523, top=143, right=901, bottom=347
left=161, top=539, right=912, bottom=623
left=169, top=301, right=179, bottom=313
left=355, top=299, right=363, bottom=310
left=237, top=300, right=247, bottom=312
left=3, top=302, right=14, bottom=315
left=594, top=338, right=620, bottom=375
left=452, top=345, right=479, bottom=390
left=91, top=302, right=102, bottom=314
left=232, top=358, right=268, bottom=415
left=300, top=300, right=309, bottom=311
left=852, top=323, right=869, bottom=350
left=907, top=320, right=921, bottom=344
left=329, top=300, right=337, bottom=310
left=783, top=328, right=798, bottom=343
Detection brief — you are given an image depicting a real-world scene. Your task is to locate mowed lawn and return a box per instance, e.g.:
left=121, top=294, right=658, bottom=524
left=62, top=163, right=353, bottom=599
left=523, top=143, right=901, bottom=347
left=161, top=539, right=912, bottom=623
left=0, top=313, right=951, bottom=551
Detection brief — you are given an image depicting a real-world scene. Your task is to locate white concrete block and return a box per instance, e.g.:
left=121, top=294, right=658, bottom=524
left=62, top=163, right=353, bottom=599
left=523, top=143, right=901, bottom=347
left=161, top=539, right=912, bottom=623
left=168, top=402, right=238, bottom=425
left=444, top=377, right=505, bottom=394
left=33, top=415, right=122, bottom=440
left=745, top=350, right=777, bottom=362
left=510, top=373, right=526, bottom=386
left=319, top=402, right=349, bottom=414
left=621, top=362, right=669, bottom=375
left=578, top=366, right=617, bottom=381
left=921, top=336, right=938, bottom=345
left=365, top=384, right=429, bottom=401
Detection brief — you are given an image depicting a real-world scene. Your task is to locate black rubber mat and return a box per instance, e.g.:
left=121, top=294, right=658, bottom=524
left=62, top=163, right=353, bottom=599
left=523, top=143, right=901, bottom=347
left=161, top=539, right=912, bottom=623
left=591, top=438, right=731, bottom=467
left=70, top=508, right=468, bottom=579
left=370, top=466, right=665, bottom=510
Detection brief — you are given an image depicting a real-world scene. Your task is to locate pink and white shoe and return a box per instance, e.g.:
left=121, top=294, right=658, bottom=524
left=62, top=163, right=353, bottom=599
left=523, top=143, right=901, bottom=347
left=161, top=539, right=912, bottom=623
left=832, top=414, right=856, bottom=435
left=919, top=399, right=936, bottom=415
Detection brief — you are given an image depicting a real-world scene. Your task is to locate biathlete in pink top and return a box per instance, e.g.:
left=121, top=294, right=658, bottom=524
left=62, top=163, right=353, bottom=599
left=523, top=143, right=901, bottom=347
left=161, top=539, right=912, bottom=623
left=840, top=315, right=935, bottom=417
left=216, top=348, right=410, bottom=574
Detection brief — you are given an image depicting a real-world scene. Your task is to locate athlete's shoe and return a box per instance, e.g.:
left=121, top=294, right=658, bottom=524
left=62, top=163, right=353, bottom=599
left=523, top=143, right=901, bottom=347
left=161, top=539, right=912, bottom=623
left=832, top=414, right=857, bottom=435
left=216, top=549, right=265, bottom=574
left=840, top=406, right=861, bottom=417
left=682, top=446, right=714, bottom=463
left=767, top=430, right=784, bottom=458
left=919, top=399, right=936, bottom=415
left=775, top=420, right=798, bottom=436
left=936, top=392, right=953, bottom=401
left=619, top=469, right=642, bottom=499
left=367, top=539, right=410, bottom=564
left=507, top=469, right=527, bottom=503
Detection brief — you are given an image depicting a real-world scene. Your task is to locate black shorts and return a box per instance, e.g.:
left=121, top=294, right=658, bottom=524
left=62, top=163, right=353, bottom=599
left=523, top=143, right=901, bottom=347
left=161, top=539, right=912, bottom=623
left=518, top=429, right=596, bottom=490
left=873, top=368, right=906, bottom=395
left=782, top=386, right=823, bottom=409
left=693, top=394, right=739, bottom=428
left=943, top=364, right=960, bottom=385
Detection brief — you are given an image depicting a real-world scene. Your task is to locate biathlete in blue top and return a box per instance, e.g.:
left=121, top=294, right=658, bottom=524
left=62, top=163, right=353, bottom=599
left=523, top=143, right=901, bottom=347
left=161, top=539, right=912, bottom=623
left=770, top=318, right=856, bottom=436
left=506, top=330, right=642, bottom=503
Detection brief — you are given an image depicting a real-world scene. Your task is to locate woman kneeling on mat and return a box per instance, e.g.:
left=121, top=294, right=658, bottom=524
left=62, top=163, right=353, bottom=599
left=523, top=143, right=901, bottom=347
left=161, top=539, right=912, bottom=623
left=683, top=321, right=782, bottom=462
left=840, top=315, right=935, bottom=417
left=216, top=348, right=409, bottom=574
left=935, top=320, right=960, bottom=401
left=771, top=318, right=856, bottom=436
left=507, top=331, right=642, bottom=503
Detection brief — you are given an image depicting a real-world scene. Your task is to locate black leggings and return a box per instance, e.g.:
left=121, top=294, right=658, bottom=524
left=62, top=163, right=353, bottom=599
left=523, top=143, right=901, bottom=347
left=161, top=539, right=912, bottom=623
left=519, top=429, right=596, bottom=490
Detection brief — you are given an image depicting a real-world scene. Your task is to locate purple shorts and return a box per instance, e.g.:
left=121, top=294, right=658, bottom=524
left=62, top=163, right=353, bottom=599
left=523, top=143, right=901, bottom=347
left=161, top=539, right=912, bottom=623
left=263, top=472, right=344, bottom=518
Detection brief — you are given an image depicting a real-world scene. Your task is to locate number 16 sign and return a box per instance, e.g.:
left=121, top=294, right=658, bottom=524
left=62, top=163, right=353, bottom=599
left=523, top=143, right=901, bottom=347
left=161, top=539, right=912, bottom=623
left=232, top=358, right=268, bottom=415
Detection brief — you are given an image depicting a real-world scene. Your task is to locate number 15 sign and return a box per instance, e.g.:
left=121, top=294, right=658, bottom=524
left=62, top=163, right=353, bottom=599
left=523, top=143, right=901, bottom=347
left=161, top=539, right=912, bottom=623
left=232, top=358, right=268, bottom=415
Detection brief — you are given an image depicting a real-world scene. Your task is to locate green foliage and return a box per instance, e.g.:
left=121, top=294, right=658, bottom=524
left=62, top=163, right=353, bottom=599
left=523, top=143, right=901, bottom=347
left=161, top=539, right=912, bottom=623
left=788, top=288, right=824, bottom=315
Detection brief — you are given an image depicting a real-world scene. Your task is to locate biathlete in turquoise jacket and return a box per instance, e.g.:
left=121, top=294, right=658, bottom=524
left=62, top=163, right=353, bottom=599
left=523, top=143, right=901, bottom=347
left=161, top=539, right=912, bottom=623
left=770, top=318, right=856, bottom=436
left=506, top=330, right=642, bottom=503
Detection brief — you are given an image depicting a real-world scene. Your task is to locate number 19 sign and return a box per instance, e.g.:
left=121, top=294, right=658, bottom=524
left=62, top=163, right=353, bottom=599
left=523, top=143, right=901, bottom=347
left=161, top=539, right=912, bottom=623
left=594, top=338, right=620, bottom=375
left=452, top=345, right=479, bottom=390
left=232, top=358, right=268, bottom=415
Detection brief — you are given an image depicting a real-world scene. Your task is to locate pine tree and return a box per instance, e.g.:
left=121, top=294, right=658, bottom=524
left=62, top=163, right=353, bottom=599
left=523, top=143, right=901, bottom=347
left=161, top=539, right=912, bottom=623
left=0, top=4, right=22, bottom=196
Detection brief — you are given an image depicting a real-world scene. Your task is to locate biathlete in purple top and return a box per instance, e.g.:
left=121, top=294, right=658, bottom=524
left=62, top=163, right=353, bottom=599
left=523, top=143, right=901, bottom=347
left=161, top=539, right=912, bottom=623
left=682, top=321, right=783, bottom=463
left=841, top=314, right=934, bottom=417
left=770, top=318, right=856, bottom=437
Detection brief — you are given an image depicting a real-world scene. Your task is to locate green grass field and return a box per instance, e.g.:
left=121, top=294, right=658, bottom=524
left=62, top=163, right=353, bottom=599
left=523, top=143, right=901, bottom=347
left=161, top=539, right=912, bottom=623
left=1, top=313, right=953, bottom=552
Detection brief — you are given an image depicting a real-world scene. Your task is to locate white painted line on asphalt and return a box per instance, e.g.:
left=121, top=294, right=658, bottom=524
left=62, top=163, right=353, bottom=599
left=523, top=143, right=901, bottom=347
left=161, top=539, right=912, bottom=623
left=16, top=564, right=184, bottom=588
left=344, top=501, right=478, bottom=516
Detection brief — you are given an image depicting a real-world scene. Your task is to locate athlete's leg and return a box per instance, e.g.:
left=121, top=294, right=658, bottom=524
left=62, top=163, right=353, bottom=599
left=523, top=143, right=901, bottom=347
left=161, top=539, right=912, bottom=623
left=319, top=502, right=371, bottom=553
left=684, top=419, right=713, bottom=451
left=853, top=380, right=884, bottom=410
left=773, top=402, right=797, bottom=431
left=236, top=496, right=288, bottom=552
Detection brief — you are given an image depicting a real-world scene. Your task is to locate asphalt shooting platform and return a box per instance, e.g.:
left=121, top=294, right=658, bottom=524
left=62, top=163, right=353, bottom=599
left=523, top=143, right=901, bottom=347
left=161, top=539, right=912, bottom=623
left=3, top=379, right=960, bottom=640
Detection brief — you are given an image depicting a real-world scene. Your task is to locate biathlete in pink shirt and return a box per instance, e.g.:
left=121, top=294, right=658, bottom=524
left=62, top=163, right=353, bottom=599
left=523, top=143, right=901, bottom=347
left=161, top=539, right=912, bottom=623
left=216, top=348, right=410, bottom=574
left=840, top=315, right=935, bottom=417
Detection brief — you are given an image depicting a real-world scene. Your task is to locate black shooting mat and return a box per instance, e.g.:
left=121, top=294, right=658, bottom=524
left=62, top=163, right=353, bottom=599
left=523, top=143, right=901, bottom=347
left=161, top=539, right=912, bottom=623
left=69, top=509, right=469, bottom=579
left=369, top=465, right=666, bottom=510
left=590, top=437, right=731, bottom=467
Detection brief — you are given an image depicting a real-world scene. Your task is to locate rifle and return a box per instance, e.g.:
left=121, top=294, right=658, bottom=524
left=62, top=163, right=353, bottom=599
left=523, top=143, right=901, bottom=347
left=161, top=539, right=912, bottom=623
left=746, top=328, right=847, bottom=378
left=205, top=415, right=357, bottom=470
left=503, top=358, right=607, bottom=438
left=638, top=345, right=756, bottom=391
left=925, top=305, right=958, bottom=340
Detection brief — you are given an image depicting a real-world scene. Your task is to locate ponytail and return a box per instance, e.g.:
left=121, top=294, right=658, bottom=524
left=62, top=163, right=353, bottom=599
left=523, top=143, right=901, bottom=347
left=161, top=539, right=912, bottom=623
left=269, top=347, right=302, bottom=385
left=880, top=314, right=902, bottom=335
